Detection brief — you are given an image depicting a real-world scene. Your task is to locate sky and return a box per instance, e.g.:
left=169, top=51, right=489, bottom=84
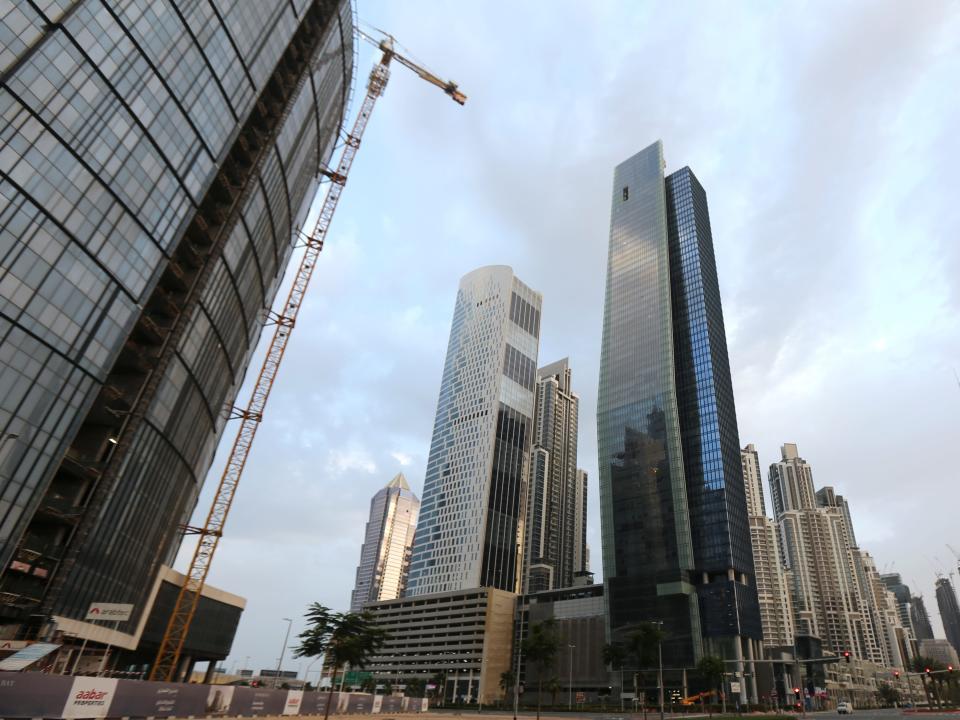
left=177, top=0, right=960, bottom=677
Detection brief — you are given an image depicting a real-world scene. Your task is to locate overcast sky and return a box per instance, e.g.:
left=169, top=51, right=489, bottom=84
left=178, top=1, right=960, bottom=677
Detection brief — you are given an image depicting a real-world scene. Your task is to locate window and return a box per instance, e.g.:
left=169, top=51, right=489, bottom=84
left=622, top=186, right=629, bottom=201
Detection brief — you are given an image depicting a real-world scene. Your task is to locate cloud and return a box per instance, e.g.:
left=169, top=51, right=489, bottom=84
left=180, top=0, right=960, bottom=671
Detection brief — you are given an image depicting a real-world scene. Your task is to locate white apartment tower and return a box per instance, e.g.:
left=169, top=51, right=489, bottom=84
left=741, top=444, right=795, bottom=649
left=350, top=473, right=420, bottom=611
left=406, top=266, right=542, bottom=596
left=770, top=443, right=906, bottom=667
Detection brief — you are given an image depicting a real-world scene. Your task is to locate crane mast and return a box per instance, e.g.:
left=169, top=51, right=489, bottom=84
left=150, top=32, right=464, bottom=682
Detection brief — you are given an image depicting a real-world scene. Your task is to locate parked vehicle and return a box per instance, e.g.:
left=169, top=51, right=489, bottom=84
left=837, top=701, right=854, bottom=714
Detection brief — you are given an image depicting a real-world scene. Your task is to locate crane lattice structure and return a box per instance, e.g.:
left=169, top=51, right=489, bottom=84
left=149, top=31, right=465, bottom=682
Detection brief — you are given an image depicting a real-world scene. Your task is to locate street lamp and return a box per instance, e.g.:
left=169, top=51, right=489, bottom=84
left=654, top=621, right=665, bottom=720
left=568, top=643, right=576, bottom=711
left=275, top=618, right=293, bottom=689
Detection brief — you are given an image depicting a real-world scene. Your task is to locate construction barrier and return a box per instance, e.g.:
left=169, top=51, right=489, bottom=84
left=0, top=673, right=429, bottom=719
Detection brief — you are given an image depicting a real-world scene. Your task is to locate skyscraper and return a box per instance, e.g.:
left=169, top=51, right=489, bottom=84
left=350, top=473, right=420, bottom=612
left=741, top=444, right=795, bottom=649
left=573, top=468, right=589, bottom=576
left=0, top=0, right=353, bottom=639
left=911, top=595, right=935, bottom=640
left=597, top=140, right=761, bottom=679
left=524, top=358, right=579, bottom=592
left=935, top=576, right=960, bottom=658
left=772, top=444, right=905, bottom=666
left=406, top=266, right=542, bottom=596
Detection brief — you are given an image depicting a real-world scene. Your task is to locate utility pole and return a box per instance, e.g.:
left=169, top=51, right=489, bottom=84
left=274, top=618, right=292, bottom=689
left=568, top=643, right=575, bottom=710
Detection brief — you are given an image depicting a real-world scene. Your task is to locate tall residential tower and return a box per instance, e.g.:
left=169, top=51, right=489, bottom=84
left=0, top=0, right=353, bottom=639
left=524, top=358, right=580, bottom=592
left=406, top=266, right=541, bottom=596
left=597, top=141, right=762, bottom=685
left=741, top=444, right=795, bottom=649
left=350, top=474, right=420, bottom=611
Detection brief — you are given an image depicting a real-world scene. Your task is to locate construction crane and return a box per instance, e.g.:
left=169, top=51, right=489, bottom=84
left=149, top=29, right=465, bottom=682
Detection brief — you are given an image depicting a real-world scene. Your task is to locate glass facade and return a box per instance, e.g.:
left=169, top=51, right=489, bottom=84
left=598, top=141, right=760, bottom=670
left=406, top=266, right=541, bottom=596
left=0, top=0, right=353, bottom=635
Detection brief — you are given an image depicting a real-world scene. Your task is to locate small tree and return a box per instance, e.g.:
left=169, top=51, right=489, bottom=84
left=359, top=676, right=376, bottom=694
left=406, top=678, right=426, bottom=698
left=293, top=604, right=388, bottom=720
left=500, top=670, right=516, bottom=705
left=522, top=619, right=560, bottom=720
left=877, top=682, right=901, bottom=707
left=696, top=655, right=726, bottom=717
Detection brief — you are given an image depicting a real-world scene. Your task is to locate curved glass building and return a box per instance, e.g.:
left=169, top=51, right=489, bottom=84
left=0, top=0, right=354, bottom=639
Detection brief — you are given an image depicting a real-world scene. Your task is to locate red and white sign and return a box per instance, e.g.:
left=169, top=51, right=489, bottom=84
left=85, top=603, right=133, bottom=622
left=62, top=677, right=118, bottom=719
left=282, top=690, right=303, bottom=715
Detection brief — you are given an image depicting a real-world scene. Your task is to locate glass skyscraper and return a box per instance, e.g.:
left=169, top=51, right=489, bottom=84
left=0, top=0, right=353, bottom=639
left=597, top=141, right=761, bottom=678
left=350, top=473, right=420, bottom=612
left=406, top=266, right=541, bottom=596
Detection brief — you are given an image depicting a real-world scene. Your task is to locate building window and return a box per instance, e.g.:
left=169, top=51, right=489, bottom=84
left=622, top=186, right=629, bottom=201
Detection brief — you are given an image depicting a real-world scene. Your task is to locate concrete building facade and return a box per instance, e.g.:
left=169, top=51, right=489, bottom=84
left=406, top=266, right=542, bottom=597
left=360, top=587, right=516, bottom=704
left=770, top=445, right=907, bottom=668
left=350, top=473, right=420, bottom=612
left=524, top=358, right=579, bottom=592
left=741, top=444, right=795, bottom=650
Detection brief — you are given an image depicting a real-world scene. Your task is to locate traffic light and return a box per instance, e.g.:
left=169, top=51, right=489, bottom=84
left=925, top=667, right=932, bottom=676
left=843, top=651, right=851, bottom=664
left=949, top=665, right=955, bottom=673
left=793, top=687, right=801, bottom=698
left=893, top=671, right=900, bottom=679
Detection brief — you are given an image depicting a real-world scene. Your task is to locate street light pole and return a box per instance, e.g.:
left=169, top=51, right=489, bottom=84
left=568, top=643, right=575, bottom=711
left=274, top=618, right=293, bottom=689
left=655, top=621, right=664, bottom=720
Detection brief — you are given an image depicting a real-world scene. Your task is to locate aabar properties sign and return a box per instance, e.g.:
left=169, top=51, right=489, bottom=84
left=62, top=677, right=119, bottom=719
left=85, top=602, right=134, bottom=622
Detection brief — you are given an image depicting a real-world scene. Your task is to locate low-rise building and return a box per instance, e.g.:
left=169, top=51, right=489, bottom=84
left=361, top=587, right=515, bottom=704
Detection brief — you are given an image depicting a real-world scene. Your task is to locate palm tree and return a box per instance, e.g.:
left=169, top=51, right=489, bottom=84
left=547, top=677, right=561, bottom=706
left=911, top=656, right=945, bottom=708
left=522, top=618, right=560, bottom=720
left=625, top=622, right=665, bottom=709
left=430, top=671, right=447, bottom=707
left=696, top=655, right=726, bottom=718
left=293, top=603, right=388, bottom=720
left=603, top=643, right=628, bottom=711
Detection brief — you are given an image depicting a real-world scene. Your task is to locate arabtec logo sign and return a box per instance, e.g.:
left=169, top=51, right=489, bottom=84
left=85, top=602, right=134, bottom=621
left=62, top=677, right=118, bottom=719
